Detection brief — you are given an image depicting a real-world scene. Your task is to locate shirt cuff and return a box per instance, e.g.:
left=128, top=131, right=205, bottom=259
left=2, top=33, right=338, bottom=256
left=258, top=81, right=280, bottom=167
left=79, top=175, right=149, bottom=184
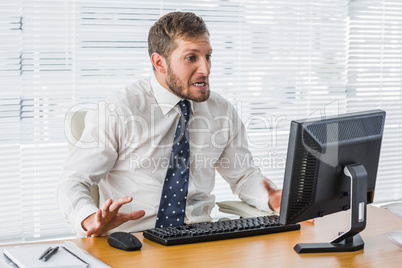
left=74, top=204, right=98, bottom=237
left=256, top=193, right=271, bottom=212
left=237, top=176, right=275, bottom=214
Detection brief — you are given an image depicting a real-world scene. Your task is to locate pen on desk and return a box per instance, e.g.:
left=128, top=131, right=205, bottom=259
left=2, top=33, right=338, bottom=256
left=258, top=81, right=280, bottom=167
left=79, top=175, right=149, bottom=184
left=38, top=246, right=52, bottom=260
left=61, top=246, right=89, bottom=266
left=42, top=246, right=59, bottom=261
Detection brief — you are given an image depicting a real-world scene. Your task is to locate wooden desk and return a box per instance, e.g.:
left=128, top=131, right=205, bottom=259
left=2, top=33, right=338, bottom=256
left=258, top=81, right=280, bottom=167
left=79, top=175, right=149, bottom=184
left=9, top=206, right=402, bottom=267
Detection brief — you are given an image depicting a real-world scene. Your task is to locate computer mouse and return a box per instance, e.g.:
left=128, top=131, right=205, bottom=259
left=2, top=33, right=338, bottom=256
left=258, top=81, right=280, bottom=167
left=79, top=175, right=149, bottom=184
left=107, top=231, right=142, bottom=251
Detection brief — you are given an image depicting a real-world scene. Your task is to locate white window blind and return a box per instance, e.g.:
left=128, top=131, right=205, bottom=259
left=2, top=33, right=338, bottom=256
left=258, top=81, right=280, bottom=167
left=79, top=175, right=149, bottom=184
left=348, top=0, right=402, bottom=201
left=1, top=1, right=24, bottom=244
left=0, top=0, right=401, bottom=245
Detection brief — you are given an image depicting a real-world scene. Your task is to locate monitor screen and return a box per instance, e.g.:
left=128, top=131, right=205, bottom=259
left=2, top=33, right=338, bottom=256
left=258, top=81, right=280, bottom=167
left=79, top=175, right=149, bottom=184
left=279, top=109, right=386, bottom=253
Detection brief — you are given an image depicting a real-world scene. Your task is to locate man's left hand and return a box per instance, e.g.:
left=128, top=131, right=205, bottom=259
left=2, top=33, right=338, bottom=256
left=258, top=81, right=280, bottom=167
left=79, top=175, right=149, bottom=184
left=263, top=180, right=282, bottom=213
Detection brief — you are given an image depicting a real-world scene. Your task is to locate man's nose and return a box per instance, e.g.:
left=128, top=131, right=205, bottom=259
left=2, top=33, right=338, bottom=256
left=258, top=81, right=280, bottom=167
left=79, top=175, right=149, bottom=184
left=197, top=58, right=211, bottom=76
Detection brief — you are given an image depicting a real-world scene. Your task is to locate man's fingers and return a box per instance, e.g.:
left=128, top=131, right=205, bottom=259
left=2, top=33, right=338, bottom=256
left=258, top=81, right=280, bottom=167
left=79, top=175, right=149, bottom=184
left=262, top=179, right=282, bottom=213
left=118, top=210, right=146, bottom=224
left=86, top=228, right=95, bottom=237
left=95, top=209, right=103, bottom=222
left=100, top=198, right=113, bottom=217
left=102, top=198, right=113, bottom=210
left=262, top=180, right=274, bottom=194
left=130, top=210, right=146, bottom=220
left=109, top=196, right=133, bottom=212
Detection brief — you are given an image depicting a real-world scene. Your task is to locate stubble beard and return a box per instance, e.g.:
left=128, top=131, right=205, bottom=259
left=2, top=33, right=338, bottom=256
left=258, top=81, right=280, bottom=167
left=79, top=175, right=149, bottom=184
left=166, top=68, right=210, bottom=103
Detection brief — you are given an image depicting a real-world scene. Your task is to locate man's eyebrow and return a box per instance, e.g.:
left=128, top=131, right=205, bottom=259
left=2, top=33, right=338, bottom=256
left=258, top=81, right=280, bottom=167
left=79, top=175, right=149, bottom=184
left=182, top=48, right=213, bottom=53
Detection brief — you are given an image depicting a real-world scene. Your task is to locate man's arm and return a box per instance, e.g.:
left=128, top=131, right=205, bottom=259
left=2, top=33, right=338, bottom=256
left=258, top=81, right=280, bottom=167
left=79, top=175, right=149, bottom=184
left=57, top=105, right=145, bottom=236
left=215, top=104, right=281, bottom=213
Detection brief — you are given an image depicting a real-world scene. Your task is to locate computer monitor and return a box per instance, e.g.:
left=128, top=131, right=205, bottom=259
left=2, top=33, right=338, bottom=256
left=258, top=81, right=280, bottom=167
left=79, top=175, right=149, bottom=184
left=279, top=109, right=386, bottom=253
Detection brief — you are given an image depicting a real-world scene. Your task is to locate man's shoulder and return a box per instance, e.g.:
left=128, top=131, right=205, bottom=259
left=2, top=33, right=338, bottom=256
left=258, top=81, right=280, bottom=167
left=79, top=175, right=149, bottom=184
left=126, top=78, right=153, bottom=94
left=108, top=77, right=152, bottom=103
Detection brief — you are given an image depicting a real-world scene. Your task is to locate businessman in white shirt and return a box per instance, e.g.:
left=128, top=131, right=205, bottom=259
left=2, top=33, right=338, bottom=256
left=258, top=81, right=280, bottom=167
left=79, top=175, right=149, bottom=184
left=57, top=11, right=281, bottom=237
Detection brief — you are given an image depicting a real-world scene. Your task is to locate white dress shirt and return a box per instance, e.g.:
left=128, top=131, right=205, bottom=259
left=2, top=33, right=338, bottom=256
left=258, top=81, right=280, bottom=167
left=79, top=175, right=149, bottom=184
left=57, top=73, right=274, bottom=236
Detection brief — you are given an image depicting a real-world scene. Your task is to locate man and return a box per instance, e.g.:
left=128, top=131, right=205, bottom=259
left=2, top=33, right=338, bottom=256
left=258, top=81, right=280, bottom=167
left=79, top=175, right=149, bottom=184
left=57, top=11, right=281, bottom=237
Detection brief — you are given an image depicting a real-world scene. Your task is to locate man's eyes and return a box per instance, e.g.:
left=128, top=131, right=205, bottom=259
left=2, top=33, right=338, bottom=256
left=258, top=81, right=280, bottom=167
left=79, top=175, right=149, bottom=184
left=186, top=55, right=212, bottom=61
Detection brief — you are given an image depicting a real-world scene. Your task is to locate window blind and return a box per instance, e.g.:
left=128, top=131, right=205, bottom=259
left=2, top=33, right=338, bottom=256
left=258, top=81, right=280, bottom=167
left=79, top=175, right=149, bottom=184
left=0, top=0, right=401, bottom=245
left=348, top=0, right=402, bottom=201
left=0, top=1, right=24, bottom=244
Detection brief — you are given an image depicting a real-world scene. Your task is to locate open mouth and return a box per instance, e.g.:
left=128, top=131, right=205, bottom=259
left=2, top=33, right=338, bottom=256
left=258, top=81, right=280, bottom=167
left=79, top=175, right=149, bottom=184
left=192, top=82, right=206, bottom=87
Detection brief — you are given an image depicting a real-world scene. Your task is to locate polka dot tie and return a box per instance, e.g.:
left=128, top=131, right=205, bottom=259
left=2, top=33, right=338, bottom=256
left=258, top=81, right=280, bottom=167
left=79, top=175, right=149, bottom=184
left=155, top=100, right=191, bottom=228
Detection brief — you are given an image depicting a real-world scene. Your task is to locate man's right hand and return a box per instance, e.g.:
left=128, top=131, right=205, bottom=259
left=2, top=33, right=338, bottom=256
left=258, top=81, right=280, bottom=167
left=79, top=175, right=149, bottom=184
left=81, top=196, right=146, bottom=237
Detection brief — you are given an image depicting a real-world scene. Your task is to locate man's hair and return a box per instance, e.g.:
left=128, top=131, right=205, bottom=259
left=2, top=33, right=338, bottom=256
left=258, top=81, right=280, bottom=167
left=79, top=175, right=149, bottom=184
left=148, top=12, right=209, bottom=61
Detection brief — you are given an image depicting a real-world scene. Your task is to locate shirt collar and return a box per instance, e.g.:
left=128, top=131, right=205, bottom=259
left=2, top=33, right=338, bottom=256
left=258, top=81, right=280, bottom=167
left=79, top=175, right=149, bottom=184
left=150, top=73, right=194, bottom=116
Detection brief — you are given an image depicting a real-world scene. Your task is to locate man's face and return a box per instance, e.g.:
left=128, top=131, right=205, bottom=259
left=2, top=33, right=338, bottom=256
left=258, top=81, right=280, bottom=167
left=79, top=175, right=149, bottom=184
left=165, top=34, right=212, bottom=102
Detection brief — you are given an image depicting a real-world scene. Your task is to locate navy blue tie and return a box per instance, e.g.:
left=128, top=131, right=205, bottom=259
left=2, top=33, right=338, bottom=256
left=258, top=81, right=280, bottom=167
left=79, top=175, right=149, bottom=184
left=156, top=100, right=191, bottom=228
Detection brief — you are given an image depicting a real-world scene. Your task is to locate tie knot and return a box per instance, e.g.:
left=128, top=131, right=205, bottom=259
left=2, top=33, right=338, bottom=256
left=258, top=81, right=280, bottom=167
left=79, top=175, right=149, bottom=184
left=179, top=100, right=191, bottom=120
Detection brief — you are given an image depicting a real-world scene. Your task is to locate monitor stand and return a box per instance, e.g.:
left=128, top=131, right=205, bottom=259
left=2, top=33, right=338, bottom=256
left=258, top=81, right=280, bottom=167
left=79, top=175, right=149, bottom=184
left=294, top=164, right=367, bottom=253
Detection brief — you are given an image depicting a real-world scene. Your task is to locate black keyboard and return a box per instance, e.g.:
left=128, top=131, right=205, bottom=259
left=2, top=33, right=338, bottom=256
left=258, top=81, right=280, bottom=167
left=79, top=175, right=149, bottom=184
left=143, top=215, right=300, bottom=246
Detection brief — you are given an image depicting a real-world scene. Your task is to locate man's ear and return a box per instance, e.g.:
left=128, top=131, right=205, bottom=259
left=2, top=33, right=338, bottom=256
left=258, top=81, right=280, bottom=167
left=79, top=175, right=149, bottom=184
left=151, top=53, right=167, bottom=74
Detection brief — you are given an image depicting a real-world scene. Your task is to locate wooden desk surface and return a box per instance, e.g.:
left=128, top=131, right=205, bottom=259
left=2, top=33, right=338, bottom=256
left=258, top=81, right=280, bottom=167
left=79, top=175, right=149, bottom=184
left=9, top=206, right=402, bottom=267
left=68, top=205, right=401, bottom=268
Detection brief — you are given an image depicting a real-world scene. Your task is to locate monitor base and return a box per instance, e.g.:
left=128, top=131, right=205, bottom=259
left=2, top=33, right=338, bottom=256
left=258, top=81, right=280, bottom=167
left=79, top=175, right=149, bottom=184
left=294, top=234, right=364, bottom=253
